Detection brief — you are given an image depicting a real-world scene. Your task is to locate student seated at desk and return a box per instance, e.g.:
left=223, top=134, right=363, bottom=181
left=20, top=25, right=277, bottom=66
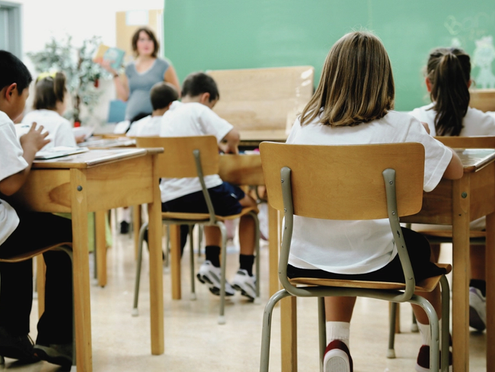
left=19, top=71, right=79, bottom=147
left=285, top=32, right=463, bottom=372
left=159, top=72, right=259, bottom=299
left=0, top=51, right=73, bottom=367
left=127, top=82, right=178, bottom=137
left=410, top=47, right=495, bottom=333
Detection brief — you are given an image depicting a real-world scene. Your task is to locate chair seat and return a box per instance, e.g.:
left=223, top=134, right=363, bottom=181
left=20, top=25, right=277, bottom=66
left=161, top=206, right=259, bottom=222
left=289, top=263, right=452, bottom=293
left=0, top=242, right=72, bottom=263
left=420, top=229, right=485, bottom=239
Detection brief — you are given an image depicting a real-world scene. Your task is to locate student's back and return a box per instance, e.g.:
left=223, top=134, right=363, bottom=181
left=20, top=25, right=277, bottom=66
left=20, top=72, right=76, bottom=148
left=410, top=47, right=495, bottom=136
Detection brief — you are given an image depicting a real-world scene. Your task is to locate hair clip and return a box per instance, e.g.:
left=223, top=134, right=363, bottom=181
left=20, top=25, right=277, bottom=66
left=36, top=71, right=57, bottom=82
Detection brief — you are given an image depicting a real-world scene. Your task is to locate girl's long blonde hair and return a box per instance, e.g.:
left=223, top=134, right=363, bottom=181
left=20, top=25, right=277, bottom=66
left=300, top=31, right=394, bottom=127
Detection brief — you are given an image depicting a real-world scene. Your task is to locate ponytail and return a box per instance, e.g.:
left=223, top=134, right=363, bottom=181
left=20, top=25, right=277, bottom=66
left=33, top=72, right=67, bottom=110
left=426, top=48, right=470, bottom=136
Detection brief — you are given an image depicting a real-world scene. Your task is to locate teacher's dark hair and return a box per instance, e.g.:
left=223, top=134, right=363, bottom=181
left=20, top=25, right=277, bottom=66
left=131, top=27, right=159, bottom=58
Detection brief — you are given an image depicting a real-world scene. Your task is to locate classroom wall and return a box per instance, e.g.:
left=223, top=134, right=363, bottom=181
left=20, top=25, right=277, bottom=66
left=164, top=0, right=495, bottom=111
left=13, top=0, right=164, bottom=126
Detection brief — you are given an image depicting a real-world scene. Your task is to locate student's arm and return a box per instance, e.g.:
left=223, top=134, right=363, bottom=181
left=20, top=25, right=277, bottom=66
left=0, top=123, right=50, bottom=196
left=219, top=128, right=240, bottom=154
left=442, top=148, right=463, bottom=180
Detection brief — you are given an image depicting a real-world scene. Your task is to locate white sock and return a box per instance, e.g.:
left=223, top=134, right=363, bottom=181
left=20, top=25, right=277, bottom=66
left=122, top=207, right=131, bottom=222
left=326, top=321, right=350, bottom=348
left=417, top=321, right=431, bottom=346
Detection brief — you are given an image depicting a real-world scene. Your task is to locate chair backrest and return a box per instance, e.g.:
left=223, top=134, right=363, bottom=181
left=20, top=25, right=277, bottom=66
left=434, top=135, right=495, bottom=149
left=136, top=136, right=220, bottom=178
left=206, top=66, right=314, bottom=141
left=470, top=89, right=495, bottom=112
left=259, top=142, right=425, bottom=220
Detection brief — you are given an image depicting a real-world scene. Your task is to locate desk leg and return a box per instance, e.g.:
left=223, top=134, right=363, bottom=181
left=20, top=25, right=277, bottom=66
left=281, top=296, right=297, bottom=372
left=486, top=212, right=495, bottom=372
left=148, top=175, right=164, bottom=355
left=452, top=177, right=470, bottom=372
left=70, top=169, right=92, bottom=372
left=268, top=205, right=279, bottom=297
left=133, top=205, right=142, bottom=260
left=170, top=225, right=182, bottom=300
left=36, top=256, right=46, bottom=317
left=95, top=211, right=107, bottom=287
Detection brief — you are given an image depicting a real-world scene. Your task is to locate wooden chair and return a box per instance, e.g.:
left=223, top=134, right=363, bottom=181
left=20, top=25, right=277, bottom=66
left=133, top=136, right=260, bottom=324
left=469, top=89, right=495, bottom=112
left=0, top=243, right=74, bottom=366
left=258, top=142, right=450, bottom=372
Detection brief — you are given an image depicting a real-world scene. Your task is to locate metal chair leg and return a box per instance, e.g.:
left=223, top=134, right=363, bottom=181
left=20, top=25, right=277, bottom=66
left=260, top=289, right=292, bottom=372
left=387, top=302, right=397, bottom=358
left=251, top=211, right=261, bottom=304
left=189, top=225, right=196, bottom=301
left=318, top=297, right=327, bottom=372
left=132, top=222, right=148, bottom=316
left=218, top=222, right=228, bottom=325
left=412, top=295, right=440, bottom=372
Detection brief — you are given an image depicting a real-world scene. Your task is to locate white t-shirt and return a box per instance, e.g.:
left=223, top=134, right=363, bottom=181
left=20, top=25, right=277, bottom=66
left=410, top=103, right=495, bottom=136
left=0, top=111, right=29, bottom=246
left=286, top=110, right=452, bottom=274
left=409, top=103, right=495, bottom=231
left=126, top=115, right=163, bottom=137
left=19, top=109, right=77, bottom=148
left=159, top=101, right=234, bottom=202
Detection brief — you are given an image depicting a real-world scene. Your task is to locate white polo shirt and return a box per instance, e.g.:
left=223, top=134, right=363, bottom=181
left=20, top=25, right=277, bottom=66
left=0, top=111, right=29, bottom=246
left=159, top=101, right=233, bottom=202
left=286, top=110, right=452, bottom=274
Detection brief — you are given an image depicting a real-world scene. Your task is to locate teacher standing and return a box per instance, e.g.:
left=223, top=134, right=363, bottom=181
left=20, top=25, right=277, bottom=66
left=101, top=27, right=180, bottom=121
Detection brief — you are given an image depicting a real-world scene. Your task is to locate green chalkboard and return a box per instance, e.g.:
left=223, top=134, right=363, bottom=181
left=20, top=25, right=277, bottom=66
left=163, top=0, right=495, bottom=111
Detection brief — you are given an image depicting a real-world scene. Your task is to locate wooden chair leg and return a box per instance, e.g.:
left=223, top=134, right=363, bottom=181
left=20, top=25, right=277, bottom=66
left=36, top=255, right=46, bottom=317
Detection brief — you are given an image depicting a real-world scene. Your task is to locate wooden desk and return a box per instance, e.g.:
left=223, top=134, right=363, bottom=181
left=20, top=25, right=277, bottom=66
left=402, top=148, right=495, bottom=372
left=13, top=149, right=164, bottom=372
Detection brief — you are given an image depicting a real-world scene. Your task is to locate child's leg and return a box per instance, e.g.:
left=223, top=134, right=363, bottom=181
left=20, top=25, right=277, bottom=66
left=0, top=212, right=72, bottom=348
left=469, top=244, right=486, bottom=331
left=324, top=296, right=356, bottom=371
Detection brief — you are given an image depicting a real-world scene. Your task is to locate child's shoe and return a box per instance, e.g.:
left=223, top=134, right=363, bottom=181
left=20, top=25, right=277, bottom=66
left=196, top=260, right=235, bottom=296
left=231, top=269, right=257, bottom=300
left=34, top=343, right=72, bottom=367
left=469, top=286, right=486, bottom=331
left=0, top=326, right=39, bottom=364
left=415, top=344, right=452, bottom=372
left=323, top=340, right=353, bottom=372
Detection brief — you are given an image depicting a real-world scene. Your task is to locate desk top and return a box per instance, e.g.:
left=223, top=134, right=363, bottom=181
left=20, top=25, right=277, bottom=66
left=79, top=137, right=136, bottom=149
left=33, top=148, right=162, bottom=169
left=455, top=148, right=495, bottom=172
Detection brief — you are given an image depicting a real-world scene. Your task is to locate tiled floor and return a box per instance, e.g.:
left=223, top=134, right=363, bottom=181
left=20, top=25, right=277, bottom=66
left=1, top=227, right=487, bottom=371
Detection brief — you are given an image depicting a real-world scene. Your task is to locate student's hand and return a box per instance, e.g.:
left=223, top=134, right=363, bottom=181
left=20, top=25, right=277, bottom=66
left=421, top=121, right=431, bottom=135
left=75, top=134, right=86, bottom=144
left=20, top=122, right=50, bottom=151
left=219, top=142, right=239, bottom=154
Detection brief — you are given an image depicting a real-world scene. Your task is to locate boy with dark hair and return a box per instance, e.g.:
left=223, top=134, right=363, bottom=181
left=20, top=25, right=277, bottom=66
left=0, top=50, right=73, bottom=367
left=159, top=72, right=258, bottom=300
left=127, top=82, right=178, bottom=137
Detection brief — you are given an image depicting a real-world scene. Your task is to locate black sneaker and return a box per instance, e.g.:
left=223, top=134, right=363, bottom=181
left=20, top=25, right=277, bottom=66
left=33, top=343, right=72, bottom=367
left=120, top=221, right=130, bottom=234
left=0, top=326, right=39, bottom=364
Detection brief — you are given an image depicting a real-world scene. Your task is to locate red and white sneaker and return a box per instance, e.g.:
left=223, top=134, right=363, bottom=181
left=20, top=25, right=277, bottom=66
left=323, top=340, right=353, bottom=372
left=415, top=344, right=452, bottom=372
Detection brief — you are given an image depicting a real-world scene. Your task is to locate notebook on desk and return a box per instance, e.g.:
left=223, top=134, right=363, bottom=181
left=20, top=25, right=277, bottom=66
left=35, top=146, right=89, bottom=160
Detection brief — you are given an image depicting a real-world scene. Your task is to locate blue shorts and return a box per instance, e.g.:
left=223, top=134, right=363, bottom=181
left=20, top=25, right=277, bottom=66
left=162, top=182, right=245, bottom=216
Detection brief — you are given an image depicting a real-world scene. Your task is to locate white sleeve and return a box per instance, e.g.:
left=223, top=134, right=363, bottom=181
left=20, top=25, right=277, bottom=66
left=404, top=117, right=452, bottom=192
left=198, top=107, right=234, bottom=143
left=0, top=121, right=28, bottom=182
left=54, top=120, right=77, bottom=147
